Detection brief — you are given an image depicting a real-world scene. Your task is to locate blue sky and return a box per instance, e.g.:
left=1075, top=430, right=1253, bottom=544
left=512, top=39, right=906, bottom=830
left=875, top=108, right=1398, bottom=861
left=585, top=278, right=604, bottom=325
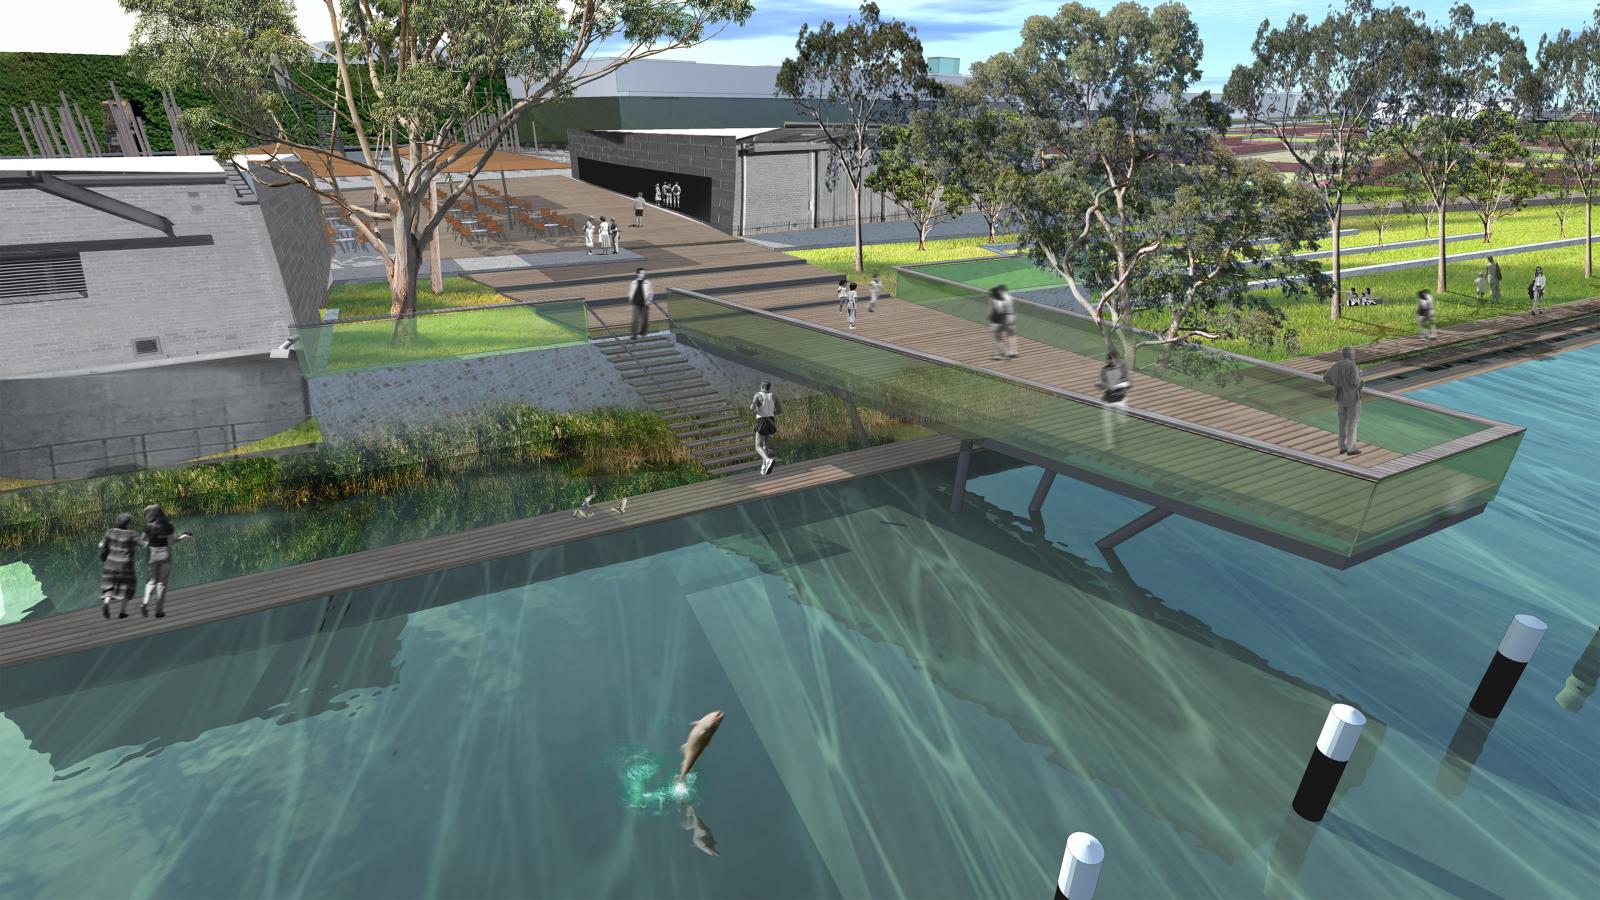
left=5, top=1, right=1588, bottom=92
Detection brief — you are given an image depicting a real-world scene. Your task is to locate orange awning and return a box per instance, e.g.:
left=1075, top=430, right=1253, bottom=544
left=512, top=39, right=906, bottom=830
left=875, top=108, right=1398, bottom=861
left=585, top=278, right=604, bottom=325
left=239, top=144, right=373, bottom=179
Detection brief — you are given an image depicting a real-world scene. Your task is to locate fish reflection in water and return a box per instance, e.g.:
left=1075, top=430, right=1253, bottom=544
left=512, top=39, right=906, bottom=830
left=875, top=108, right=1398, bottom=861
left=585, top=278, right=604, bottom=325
left=682, top=804, right=719, bottom=857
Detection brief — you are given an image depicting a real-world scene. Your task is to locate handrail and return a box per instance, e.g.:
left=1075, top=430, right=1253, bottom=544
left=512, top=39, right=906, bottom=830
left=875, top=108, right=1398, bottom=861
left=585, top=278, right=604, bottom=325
left=890, top=260, right=1519, bottom=430
left=585, top=301, right=704, bottom=416
left=668, top=287, right=1400, bottom=481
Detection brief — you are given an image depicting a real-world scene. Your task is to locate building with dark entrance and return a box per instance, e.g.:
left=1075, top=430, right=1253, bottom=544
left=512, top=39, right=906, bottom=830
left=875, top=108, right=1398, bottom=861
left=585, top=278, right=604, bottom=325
left=567, top=125, right=914, bottom=236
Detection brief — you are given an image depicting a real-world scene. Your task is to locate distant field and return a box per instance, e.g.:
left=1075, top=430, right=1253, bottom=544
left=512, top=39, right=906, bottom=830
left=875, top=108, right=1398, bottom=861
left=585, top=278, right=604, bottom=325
left=787, top=234, right=1017, bottom=295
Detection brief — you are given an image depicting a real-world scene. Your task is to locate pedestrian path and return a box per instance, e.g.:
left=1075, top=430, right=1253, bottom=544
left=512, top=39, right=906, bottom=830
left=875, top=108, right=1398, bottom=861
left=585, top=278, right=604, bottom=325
left=1250, top=234, right=1600, bottom=288
left=329, top=247, right=643, bottom=283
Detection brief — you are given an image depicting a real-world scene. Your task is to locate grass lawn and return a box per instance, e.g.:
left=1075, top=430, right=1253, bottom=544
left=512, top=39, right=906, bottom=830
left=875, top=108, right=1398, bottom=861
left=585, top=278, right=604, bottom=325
left=1317, top=205, right=1589, bottom=267
left=1179, top=241, right=1600, bottom=360
left=787, top=234, right=1017, bottom=295
left=323, top=276, right=509, bottom=318
left=321, top=304, right=585, bottom=372
left=193, top=418, right=325, bottom=461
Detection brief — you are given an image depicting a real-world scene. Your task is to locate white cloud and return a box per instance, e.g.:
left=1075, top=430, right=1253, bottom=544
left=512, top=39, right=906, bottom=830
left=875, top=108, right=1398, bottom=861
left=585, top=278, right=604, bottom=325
left=0, top=0, right=334, bottom=54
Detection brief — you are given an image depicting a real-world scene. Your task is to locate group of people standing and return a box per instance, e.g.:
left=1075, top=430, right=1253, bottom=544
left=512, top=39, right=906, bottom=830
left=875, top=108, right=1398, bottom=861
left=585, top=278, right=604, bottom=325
left=99, top=504, right=191, bottom=619
left=1474, top=256, right=1548, bottom=315
left=834, top=275, right=883, bottom=330
left=584, top=216, right=623, bottom=256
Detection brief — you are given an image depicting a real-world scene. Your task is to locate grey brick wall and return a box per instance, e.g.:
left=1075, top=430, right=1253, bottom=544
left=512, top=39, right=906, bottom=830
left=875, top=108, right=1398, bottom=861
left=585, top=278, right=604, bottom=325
left=248, top=163, right=333, bottom=325
left=742, top=152, right=813, bottom=232
left=0, top=356, right=310, bottom=480
left=306, top=342, right=649, bottom=443
left=0, top=177, right=301, bottom=378
left=568, top=130, right=739, bottom=232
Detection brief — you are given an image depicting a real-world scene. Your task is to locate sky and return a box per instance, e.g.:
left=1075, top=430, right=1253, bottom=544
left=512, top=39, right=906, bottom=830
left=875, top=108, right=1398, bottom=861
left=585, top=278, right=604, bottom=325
left=2, top=1, right=1588, bottom=91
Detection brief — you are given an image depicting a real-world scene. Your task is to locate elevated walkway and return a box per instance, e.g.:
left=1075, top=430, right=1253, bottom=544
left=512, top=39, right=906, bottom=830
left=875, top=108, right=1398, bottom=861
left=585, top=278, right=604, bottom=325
left=662, top=287, right=1524, bottom=569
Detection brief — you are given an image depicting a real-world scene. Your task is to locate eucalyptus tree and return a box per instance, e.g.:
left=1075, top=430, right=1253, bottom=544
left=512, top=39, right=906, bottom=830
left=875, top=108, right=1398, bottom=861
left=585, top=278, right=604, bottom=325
left=1381, top=5, right=1530, bottom=293
left=1536, top=16, right=1600, bottom=276
left=1142, top=141, right=1328, bottom=348
left=1457, top=112, right=1541, bottom=242
left=924, top=84, right=1035, bottom=241
left=864, top=123, right=969, bottom=251
left=1223, top=0, right=1420, bottom=321
left=972, top=1, right=1228, bottom=357
left=776, top=2, right=941, bottom=273
left=121, top=0, right=754, bottom=341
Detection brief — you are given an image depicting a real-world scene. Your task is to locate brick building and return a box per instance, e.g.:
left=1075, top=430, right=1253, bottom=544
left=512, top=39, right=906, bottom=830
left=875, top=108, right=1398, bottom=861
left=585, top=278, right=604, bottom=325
left=0, top=156, right=330, bottom=481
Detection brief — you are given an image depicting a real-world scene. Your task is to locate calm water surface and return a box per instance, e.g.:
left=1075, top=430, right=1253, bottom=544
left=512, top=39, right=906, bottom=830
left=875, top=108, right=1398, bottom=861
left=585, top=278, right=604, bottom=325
left=0, top=347, right=1596, bottom=899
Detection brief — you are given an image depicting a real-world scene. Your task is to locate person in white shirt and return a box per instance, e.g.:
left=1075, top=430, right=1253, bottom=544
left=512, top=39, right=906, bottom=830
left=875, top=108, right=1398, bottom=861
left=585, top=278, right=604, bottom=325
left=869, top=274, right=882, bottom=312
left=751, top=381, right=782, bottom=475
left=988, top=285, right=1018, bottom=359
left=845, top=282, right=858, bottom=330
left=634, top=193, right=646, bottom=227
left=1531, top=266, right=1547, bottom=314
left=583, top=218, right=596, bottom=255
left=836, top=278, right=849, bottom=313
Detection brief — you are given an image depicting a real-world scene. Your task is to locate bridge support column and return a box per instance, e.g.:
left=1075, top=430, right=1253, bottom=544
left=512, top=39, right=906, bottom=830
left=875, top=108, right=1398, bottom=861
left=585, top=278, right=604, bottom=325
left=1095, top=508, right=1171, bottom=551
left=846, top=399, right=870, bottom=449
left=950, top=440, right=974, bottom=513
left=1028, top=469, right=1058, bottom=514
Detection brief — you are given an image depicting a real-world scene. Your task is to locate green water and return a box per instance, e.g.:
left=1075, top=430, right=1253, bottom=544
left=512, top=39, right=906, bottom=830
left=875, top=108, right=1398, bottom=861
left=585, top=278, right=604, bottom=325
left=0, top=348, right=1595, bottom=898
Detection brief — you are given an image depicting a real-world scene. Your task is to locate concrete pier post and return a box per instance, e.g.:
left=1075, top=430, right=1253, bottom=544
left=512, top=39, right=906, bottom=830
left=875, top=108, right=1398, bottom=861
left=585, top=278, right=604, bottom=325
left=1028, top=469, right=1057, bottom=514
left=950, top=440, right=974, bottom=513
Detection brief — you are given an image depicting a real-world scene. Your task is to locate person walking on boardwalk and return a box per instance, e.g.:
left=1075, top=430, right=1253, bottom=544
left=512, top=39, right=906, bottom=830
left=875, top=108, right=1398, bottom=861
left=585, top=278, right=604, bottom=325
left=752, top=381, right=782, bottom=476
left=845, top=282, right=859, bottom=330
left=1323, top=346, right=1365, bottom=456
left=836, top=278, right=849, bottom=313
left=1531, top=266, right=1547, bottom=315
left=868, top=274, right=882, bottom=313
left=1099, top=350, right=1131, bottom=450
left=1416, top=289, right=1437, bottom=339
left=634, top=192, right=646, bottom=227
left=988, top=285, right=1018, bottom=359
left=1484, top=256, right=1502, bottom=302
left=98, top=512, right=139, bottom=619
left=628, top=268, right=653, bottom=340
left=584, top=217, right=596, bottom=255
left=137, top=504, right=192, bottom=618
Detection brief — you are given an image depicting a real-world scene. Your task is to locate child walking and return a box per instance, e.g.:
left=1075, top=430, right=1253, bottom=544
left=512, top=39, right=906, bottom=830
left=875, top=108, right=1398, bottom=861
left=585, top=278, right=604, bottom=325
left=845, top=282, right=858, bottom=330
left=836, top=278, right=849, bottom=313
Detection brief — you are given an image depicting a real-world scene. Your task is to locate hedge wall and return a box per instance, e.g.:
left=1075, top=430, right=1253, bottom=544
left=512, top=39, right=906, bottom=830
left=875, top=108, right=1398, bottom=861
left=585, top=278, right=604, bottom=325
left=1, top=52, right=513, bottom=158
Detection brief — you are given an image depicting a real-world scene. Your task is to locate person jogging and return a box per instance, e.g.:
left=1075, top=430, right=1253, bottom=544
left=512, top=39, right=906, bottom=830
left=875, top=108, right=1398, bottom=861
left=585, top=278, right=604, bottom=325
left=752, top=381, right=782, bottom=476
left=628, top=269, right=653, bottom=339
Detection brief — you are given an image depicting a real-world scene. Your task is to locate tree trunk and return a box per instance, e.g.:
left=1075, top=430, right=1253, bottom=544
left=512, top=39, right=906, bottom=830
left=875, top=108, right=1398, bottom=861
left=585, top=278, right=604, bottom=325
left=389, top=203, right=422, bottom=346
left=1588, top=199, right=1594, bottom=278
left=987, top=213, right=996, bottom=242
left=852, top=180, right=864, bottom=273
left=917, top=219, right=929, bottom=251
left=428, top=189, right=443, bottom=293
left=1329, top=205, right=1343, bottom=322
left=1437, top=203, right=1448, bottom=294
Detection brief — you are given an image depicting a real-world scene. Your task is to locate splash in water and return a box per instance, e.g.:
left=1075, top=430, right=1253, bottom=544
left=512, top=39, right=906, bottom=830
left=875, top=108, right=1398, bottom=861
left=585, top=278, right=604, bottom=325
left=614, top=746, right=697, bottom=813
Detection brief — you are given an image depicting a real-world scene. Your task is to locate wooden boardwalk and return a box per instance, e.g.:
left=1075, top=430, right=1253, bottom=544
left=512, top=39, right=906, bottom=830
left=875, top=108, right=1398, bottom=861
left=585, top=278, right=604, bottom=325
left=0, top=435, right=961, bottom=671
left=1284, top=296, right=1600, bottom=377
left=475, top=176, right=1424, bottom=467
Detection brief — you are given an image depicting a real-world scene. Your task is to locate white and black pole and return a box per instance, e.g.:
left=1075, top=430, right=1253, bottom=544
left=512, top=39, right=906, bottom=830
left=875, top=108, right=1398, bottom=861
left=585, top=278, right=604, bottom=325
left=1291, top=703, right=1366, bottom=822
left=1468, top=614, right=1547, bottom=718
left=1053, top=832, right=1103, bottom=900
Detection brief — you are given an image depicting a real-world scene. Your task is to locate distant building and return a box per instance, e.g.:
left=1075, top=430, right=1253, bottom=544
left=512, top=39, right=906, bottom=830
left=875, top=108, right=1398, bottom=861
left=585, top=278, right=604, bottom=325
left=0, top=156, right=329, bottom=481
left=569, top=125, right=924, bottom=235
left=511, top=56, right=967, bottom=146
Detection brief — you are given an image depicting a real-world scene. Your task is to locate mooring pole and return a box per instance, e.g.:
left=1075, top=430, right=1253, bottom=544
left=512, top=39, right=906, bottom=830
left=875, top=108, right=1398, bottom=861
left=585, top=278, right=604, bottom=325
left=950, top=440, right=974, bottom=513
left=1028, top=469, right=1057, bottom=514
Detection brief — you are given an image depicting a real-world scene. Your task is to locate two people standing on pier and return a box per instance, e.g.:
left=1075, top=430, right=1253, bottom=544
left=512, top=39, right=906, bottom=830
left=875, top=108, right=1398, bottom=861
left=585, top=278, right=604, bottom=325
left=752, top=381, right=781, bottom=476
left=99, top=504, right=191, bottom=619
left=1323, top=346, right=1365, bottom=456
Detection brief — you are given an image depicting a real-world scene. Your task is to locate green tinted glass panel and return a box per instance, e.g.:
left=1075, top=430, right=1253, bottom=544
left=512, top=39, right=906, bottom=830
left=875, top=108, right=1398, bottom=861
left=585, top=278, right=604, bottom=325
left=1353, top=430, right=1523, bottom=555
left=670, top=292, right=1378, bottom=559
left=294, top=301, right=589, bottom=377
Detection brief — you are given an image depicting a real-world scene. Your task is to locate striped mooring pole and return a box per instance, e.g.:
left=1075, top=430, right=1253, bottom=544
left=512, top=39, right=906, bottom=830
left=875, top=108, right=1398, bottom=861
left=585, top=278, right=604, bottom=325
left=1468, top=614, right=1547, bottom=718
left=1053, top=832, right=1104, bottom=900
left=1291, top=703, right=1366, bottom=822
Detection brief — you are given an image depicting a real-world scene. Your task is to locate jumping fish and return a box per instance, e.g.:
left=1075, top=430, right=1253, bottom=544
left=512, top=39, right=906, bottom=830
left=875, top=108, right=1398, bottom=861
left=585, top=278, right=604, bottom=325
left=677, top=710, right=725, bottom=783
left=682, top=804, right=719, bottom=857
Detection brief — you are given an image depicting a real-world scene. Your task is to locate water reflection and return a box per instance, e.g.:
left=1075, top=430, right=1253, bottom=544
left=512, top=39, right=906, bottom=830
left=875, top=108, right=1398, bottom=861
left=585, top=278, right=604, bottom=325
left=1555, top=625, right=1600, bottom=714
left=1436, top=712, right=1497, bottom=800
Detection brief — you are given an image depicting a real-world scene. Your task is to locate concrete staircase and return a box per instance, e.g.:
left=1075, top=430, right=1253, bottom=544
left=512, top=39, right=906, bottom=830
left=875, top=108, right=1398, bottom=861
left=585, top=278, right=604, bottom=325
left=595, top=334, right=761, bottom=476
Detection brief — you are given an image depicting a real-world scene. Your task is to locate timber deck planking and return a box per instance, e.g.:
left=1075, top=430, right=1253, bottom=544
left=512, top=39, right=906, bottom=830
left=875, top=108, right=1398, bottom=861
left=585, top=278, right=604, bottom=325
left=0, top=436, right=962, bottom=670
